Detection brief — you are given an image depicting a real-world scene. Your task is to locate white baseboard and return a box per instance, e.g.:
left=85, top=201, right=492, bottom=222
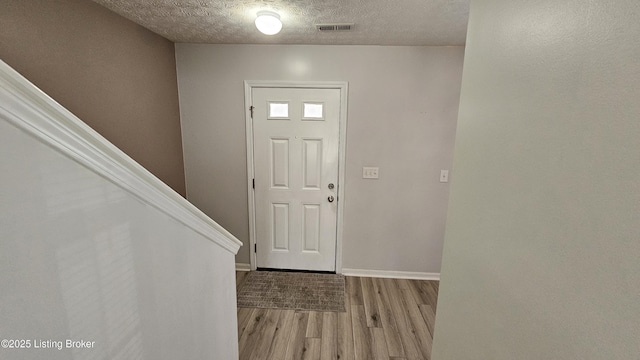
left=341, top=268, right=440, bottom=281
left=235, top=263, right=251, bottom=272
left=232, top=264, right=438, bottom=280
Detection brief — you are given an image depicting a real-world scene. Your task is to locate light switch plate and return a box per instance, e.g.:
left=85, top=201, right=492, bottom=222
left=363, top=167, right=379, bottom=179
left=440, top=170, right=449, bottom=183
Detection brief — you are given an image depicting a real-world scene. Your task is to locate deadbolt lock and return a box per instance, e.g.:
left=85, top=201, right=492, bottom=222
left=328, top=183, right=335, bottom=189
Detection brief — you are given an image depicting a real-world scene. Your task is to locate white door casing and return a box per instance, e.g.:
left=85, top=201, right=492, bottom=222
left=245, top=82, right=348, bottom=272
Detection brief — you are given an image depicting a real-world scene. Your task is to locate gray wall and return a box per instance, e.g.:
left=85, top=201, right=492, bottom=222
left=176, top=45, right=464, bottom=273
left=433, top=0, right=640, bottom=358
left=0, top=0, right=186, bottom=195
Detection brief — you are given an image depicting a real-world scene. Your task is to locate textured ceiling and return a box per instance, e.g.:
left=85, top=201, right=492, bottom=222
left=92, top=0, right=470, bottom=45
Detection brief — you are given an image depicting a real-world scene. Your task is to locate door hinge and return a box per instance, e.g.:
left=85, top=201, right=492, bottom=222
left=254, top=244, right=257, bottom=253
left=249, top=105, right=255, bottom=119
left=252, top=178, right=255, bottom=189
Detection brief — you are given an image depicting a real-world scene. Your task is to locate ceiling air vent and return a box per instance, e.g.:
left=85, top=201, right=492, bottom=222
left=316, top=23, right=354, bottom=32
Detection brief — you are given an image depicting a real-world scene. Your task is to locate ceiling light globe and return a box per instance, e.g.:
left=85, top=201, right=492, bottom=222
left=255, top=11, right=282, bottom=35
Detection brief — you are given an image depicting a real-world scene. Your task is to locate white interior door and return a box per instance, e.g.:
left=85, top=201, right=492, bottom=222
left=252, top=87, right=341, bottom=271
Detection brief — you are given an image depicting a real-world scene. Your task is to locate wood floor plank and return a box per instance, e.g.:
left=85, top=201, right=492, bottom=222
left=372, top=278, right=405, bottom=357
left=238, top=308, right=268, bottom=360
left=371, top=327, right=390, bottom=360
left=407, top=280, right=431, bottom=305
left=238, top=307, right=255, bottom=338
left=418, top=305, right=436, bottom=338
left=236, top=271, right=248, bottom=290
left=303, top=338, right=322, bottom=360
left=361, top=277, right=382, bottom=328
left=284, top=311, right=310, bottom=360
left=397, top=279, right=412, bottom=291
left=306, top=311, right=324, bottom=338
left=346, top=276, right=364, bottom=305
left=383, top=278, right=425, bottom=360
left=351, top=305, right=373, bottom=360
left=425, top=282, right=439, bottom=310
left=413, top=281, right=438, bottom=308
left=400, top=289, right=433, bottom=360
left=320, top=312, right=338, bottom=360
left=248, top=309, right=281, bottom=360
left=266, top=310, right=296, bottom=359
left=337, top=297, right=355, bottom=360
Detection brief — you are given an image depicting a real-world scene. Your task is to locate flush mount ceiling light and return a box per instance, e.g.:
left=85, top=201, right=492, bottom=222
left=255, top=10, right=282, bottom=35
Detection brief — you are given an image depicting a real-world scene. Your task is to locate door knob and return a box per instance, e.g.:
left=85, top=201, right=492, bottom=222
left=328, top=195, right=335, bottom=203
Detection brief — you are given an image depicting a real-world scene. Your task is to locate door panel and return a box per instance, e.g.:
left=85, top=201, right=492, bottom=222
left=270, top=138, right=290, bottom=188
left=302, top=139, right=322, bottom=189
left=272, top=203, right=290, bottom=250
left=252, top=87, right=340, bottom=271
left=302, top=204, right=321, bottom=252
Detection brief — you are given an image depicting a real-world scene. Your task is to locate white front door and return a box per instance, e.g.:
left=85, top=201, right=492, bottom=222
left=252, top=87, right=341, bottom=271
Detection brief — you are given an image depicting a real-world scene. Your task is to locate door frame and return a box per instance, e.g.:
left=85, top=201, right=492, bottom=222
left=244, top=80, right=349, bottom=273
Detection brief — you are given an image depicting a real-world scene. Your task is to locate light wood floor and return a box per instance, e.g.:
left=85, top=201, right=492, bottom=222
left=236, top=271, right=439, bottom=360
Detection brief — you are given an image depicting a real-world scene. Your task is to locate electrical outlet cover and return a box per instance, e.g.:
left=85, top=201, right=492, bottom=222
left=363, top=167, right=379, bottom=179
left=440, top=170, right=449, bottom=182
